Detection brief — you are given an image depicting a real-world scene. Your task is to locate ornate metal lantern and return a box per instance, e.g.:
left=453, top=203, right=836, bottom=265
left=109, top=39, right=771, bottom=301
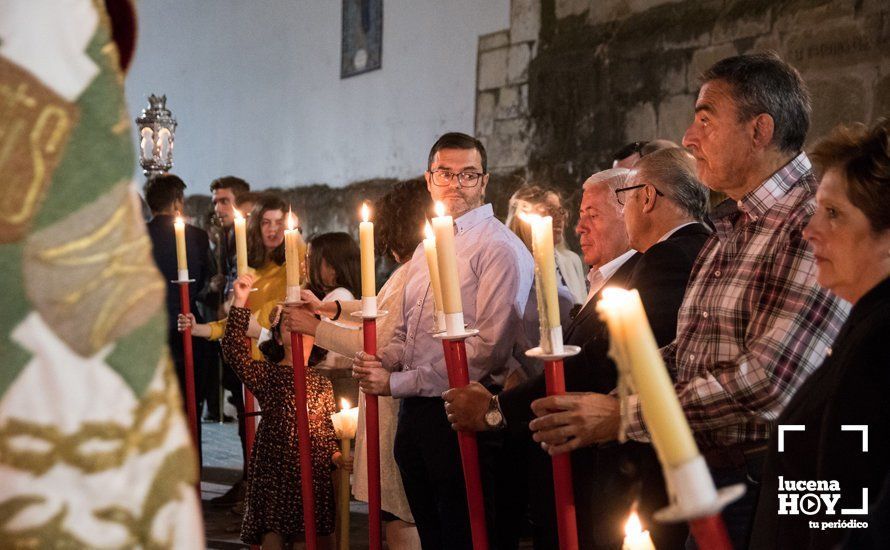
left=135, top=94, right=177, bottom=177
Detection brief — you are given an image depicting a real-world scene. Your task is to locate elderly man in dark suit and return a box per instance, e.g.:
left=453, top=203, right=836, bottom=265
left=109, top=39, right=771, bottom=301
left=145, top=174, right=212, bottom=413
left=445, top=148, right=710, bottom=549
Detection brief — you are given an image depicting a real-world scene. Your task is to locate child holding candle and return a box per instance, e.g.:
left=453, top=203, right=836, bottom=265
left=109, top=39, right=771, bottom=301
left=222, top=273, right=351, bottom=549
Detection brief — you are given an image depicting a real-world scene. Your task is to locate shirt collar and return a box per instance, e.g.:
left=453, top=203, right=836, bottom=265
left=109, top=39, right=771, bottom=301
left=735, top=151, right=812, bottom=223
left=453, top=203, right=494, bottom=235
left=656, top=221, right=700, bottom=243
left=590, top=249, right=636, bottom=285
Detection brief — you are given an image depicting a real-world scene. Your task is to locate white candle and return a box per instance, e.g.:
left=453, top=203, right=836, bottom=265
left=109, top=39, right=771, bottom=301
left=174, top=215, right=188, bottom=281
left=330, top=398, right=359, bottom=440
left=622, top=511, right=656, bottom=550
left=234, top=207, right=248, bottom=277
left=423, top=222, right=446, bottom=330
left=597, top=288, right=699, bottom=467
left=521, top=213, right=563, bottom=354
left=284, top=210, right=301, bottom=302
left=359, top=203, right=377, bottom=316
left=431, top=202, right=463, bottom=335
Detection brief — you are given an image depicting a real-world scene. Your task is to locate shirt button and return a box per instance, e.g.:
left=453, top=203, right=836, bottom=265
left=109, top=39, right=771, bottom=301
left=702, top=311, right=709, bottom=318
left=714, top=270, right=721, bottom=277
left=689, top=354, right=696, bottom=362
left=416, top=299, right=423, bottom=306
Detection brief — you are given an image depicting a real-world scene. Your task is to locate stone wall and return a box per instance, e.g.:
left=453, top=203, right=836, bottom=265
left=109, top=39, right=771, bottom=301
left=476, top=0, right=890, bottom=193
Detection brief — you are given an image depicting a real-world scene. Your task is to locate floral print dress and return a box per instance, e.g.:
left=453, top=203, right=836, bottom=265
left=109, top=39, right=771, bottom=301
left=222, top=306, right=339, bottom=544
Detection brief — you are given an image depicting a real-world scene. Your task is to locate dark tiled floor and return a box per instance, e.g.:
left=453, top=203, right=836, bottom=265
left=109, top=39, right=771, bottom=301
left=200, top=421, right=370, bottom=549
left=200, top=421, right=533, bottom=549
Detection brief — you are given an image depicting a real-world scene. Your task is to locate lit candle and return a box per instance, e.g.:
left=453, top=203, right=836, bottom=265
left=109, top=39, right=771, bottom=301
left=140, top=127, right=153, bottom=161
left=284, top=210, right=302, bottom=302
left=359, top=202, right=377, bottom=316
left=174, top=215, right=189, bottom=281
left=423, top=222, right=446, bottom=331
left=622, top=511, right=656, bottom=550
left=521, top=213, right=564, bottom=354
left=331, top=399, right=359, bottom=550
left=431, top=201, right=463, bottom=335
left=233, top=207, right=248, bottom=277
left=597, top=288, right=698, bottom=467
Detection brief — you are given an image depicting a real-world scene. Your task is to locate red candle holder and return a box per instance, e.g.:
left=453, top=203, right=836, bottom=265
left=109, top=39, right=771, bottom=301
left=172, top=278, right=199, bottom=448
left=526, top=344, right=582, bottom=550
left=434, top=328, right=489, bottom=550
left=350, top=308, right=389, bottom=550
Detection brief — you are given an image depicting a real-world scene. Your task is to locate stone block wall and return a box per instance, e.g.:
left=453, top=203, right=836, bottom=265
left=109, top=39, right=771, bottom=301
left=475, top=0, right=890, bottom=197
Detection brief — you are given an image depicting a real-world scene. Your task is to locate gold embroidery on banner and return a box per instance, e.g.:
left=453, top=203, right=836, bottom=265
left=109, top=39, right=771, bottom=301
left=0, top=58, right=78, bottom=243
left=0, top=366, right=197, bottom=548
left=23, top=182, right=165, bottom=357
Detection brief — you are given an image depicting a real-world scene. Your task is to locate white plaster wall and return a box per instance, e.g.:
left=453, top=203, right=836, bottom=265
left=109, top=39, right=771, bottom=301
left=125, top=0, right=510, bottom=191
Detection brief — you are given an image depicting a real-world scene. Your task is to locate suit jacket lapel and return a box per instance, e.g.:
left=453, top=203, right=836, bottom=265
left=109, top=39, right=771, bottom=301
left=565, top=252, right=640, bottom=342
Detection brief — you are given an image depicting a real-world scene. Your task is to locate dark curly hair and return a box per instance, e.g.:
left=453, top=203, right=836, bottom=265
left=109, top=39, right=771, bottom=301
left=375, top=179, right=433, bottom=262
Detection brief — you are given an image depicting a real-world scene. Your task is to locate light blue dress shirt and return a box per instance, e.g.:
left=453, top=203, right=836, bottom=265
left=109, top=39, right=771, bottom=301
left=380, top=203, right=534, bottom=398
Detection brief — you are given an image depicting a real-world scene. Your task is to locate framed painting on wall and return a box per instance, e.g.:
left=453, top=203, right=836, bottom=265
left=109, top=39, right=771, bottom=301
left=341, top=0, right=383, bottom=78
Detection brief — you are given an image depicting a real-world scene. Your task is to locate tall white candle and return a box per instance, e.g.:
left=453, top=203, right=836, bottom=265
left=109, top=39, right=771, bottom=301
left=284, top=210, right=301, bottom=302
left=174, top=215, right=188, bottom=281
left=597, top=288, right=698, bottom=467
left=431, top=201, right=463, bottom=335
left=359, top=202, right=377, bottom=316
left=234, top=207, right=248, bottom=277
left=522, top=213, right=563, bottom=354
left=423, top=222, right=446, bottom=330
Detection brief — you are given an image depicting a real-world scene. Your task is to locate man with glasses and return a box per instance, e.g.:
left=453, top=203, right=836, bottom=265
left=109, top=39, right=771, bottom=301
left=443, top=160, right=697, bottom=548
left=532, top=53, right=849, bottom=550
left=352, top=132, right=534, bottom=548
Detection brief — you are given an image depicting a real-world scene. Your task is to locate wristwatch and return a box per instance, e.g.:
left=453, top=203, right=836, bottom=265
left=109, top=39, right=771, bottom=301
left=484, top=394, right=506, bottom=430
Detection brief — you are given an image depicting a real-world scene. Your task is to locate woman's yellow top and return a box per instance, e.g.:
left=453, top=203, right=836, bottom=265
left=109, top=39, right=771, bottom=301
left=207, top=261, right=287, bottom=358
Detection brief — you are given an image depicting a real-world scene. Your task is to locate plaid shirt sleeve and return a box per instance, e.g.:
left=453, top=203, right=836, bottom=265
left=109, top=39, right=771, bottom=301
left=626, top=221, right=848, bottom=445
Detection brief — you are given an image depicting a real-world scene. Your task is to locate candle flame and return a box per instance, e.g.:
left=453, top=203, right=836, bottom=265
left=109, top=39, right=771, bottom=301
left=287, top=209, right=298, bottom=231
left=624, top=511, right=643, bottom=537
left=175, top=214, right=184, bottom=225
left=517, top=211, right=542, bottom=224
left=434, top=201, right=445, bottom=217
left=361, top=202, right=370, bottom=222
left=340, top=398, right=352, bottom=411
left=424, top=221, right=434, bottom=240
left=233, top=207, right=244, bottom=221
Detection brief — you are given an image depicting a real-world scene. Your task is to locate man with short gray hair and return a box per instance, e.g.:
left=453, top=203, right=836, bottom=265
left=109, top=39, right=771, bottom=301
left=619, top=147, right=709, bottom=253
left=530, top=52, right=849, bottom=550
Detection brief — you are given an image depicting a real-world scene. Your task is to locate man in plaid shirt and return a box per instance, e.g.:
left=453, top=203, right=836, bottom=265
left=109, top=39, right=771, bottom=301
left=528, top=53, right=850, bottom=549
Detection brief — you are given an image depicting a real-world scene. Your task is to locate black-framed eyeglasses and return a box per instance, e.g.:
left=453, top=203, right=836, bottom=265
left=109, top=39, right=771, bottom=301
left=615, top=183, right=663, bottom=206
left=429, top=169, right=486, bottom=188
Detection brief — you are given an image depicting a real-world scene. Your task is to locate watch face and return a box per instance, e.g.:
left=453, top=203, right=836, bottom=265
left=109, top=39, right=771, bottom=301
left=485, top=409, right=502, bottom=427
